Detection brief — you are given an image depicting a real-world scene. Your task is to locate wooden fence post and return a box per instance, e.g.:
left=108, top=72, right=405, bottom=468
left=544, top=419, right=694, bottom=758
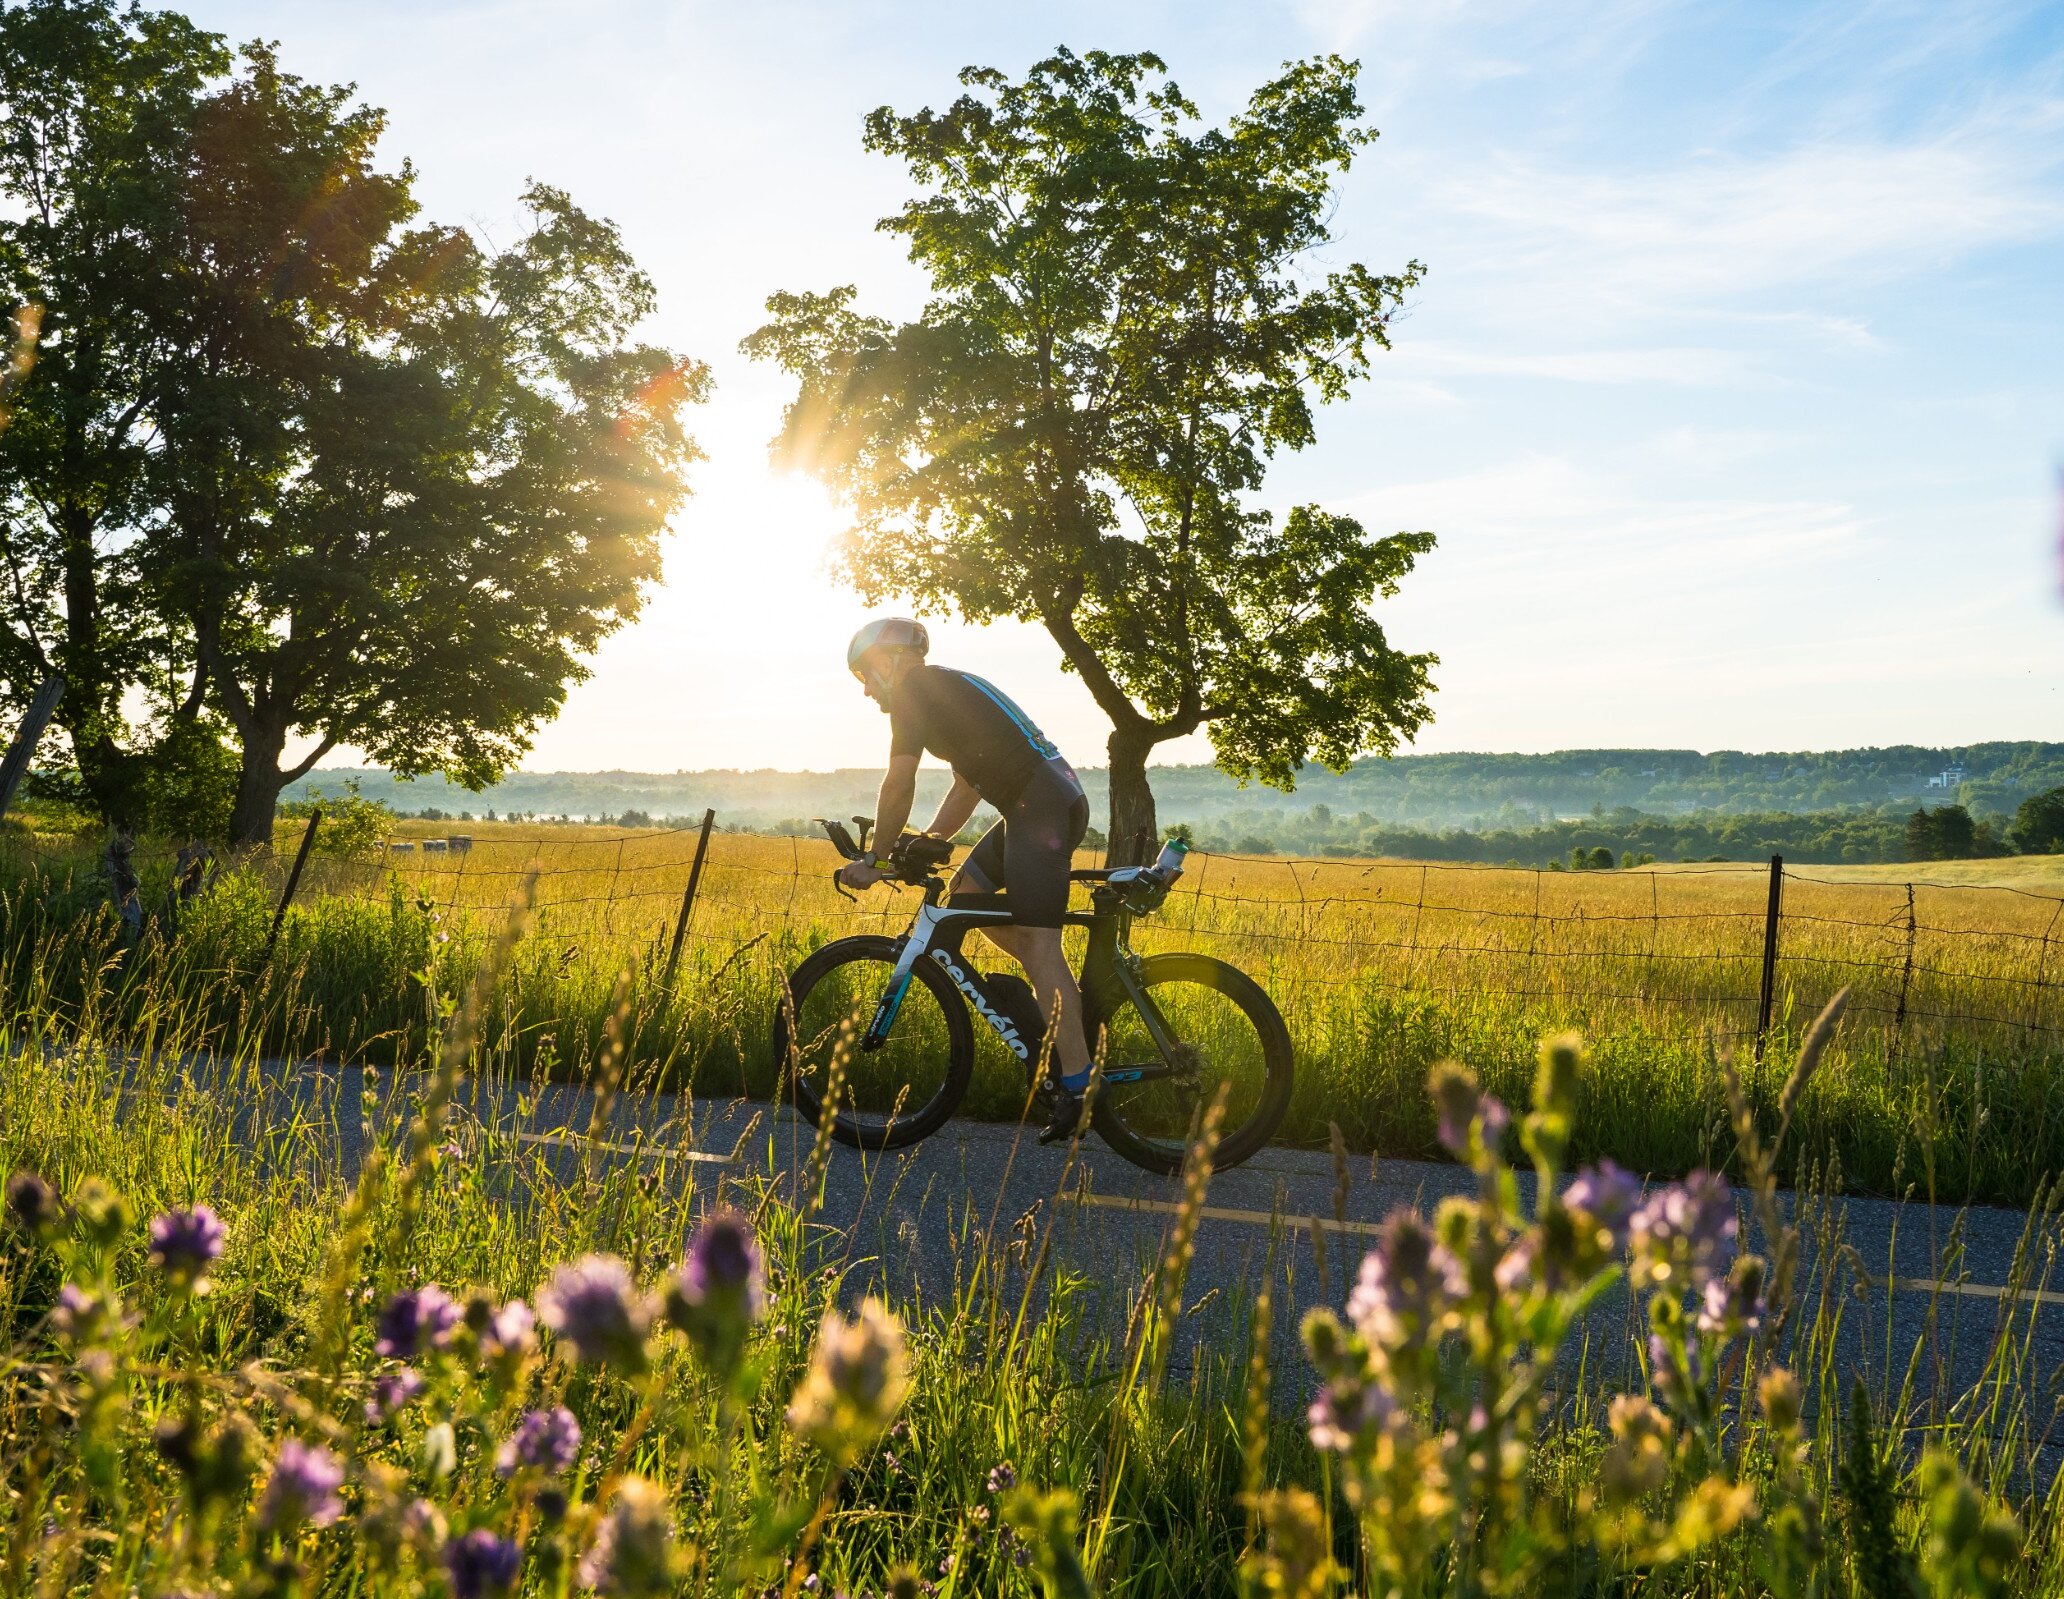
left=1754, top=853, right=1785, bottom=1063
left=1895, top=882, right=1917, bottom=1032
left=662, top=809, right=717, bottom=988
left=0, top=676, right=65, bottom=826
left=263, top=807, right=322, bottom=965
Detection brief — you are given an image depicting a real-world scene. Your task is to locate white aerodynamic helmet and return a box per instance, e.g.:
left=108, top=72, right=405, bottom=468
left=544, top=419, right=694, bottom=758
left=846, top=617, right=929, bottom=675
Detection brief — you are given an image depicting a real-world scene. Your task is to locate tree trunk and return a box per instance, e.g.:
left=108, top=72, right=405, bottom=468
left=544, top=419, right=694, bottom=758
left=227, top=723, right=288, bottom=849
left=1106, top=728, right=1159, bottom=866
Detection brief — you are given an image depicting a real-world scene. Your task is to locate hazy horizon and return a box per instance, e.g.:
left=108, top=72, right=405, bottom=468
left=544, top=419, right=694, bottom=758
left=169, top=0, right=2064, bottom=777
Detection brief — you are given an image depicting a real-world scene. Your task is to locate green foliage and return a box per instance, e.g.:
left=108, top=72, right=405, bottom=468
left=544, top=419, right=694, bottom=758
left=2011, top=787, right=2064, bottom=854
left=0, top=909, right=2058, bottom=1594
left=1907, top=805, right=1979, bottom=862
left=1841, top=1378, right=1921, bottom=1599
left=0, top=0, right=230, bottom=828
left=276, top=744, right=2064, bottom=862
left=0, top=2, right=705, bottom=845
left=747, top=49, right=1432, bottom=854
left=278, top=778, right=395, bottom=858
left=1184, top=805, right=1961, bottom=866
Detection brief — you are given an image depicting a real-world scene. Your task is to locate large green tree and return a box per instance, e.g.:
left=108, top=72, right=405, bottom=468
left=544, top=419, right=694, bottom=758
left=147, top=49, right=705, bottom=843
left=0, top=1, right=704, bottom=845
left=747, top=49, right=1435, bottom=859
left=2012, top=787, right=2064, bottom=854
left=0, top=0, right=230, bottom=831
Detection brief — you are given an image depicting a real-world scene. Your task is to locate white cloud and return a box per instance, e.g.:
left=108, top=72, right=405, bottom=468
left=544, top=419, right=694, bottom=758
left=1437, top=127, right=2064, bottom=308
left=1394, top=340, right=1766, bottom=387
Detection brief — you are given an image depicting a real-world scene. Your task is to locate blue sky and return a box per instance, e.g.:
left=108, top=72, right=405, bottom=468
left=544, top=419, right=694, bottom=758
left=184, top=0, right=2064, bottom=772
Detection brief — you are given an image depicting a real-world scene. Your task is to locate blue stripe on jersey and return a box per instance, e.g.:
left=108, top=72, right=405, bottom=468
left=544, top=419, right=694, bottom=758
left=956, top=672, right=1061, bottom=761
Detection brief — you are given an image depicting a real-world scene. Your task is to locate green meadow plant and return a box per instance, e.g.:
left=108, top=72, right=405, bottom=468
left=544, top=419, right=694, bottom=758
left=0, top=885, right=2057, bottom=1594
left=6, top=829, right=2064, bottom=1206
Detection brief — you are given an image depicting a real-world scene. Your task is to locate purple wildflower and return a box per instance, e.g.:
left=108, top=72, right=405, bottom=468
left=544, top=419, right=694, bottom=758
left=403, top=1499, right=448, bottom=1550
left=1430, top=1058, right=1510, bottom=1162
left=986, top=1460, right=1016, bottom=1495
left=444, top=1529, right=522, bottom=1599
left=1307, top=1380, right=1398, bottom=1453
left=1696, top=1256, right=1767, bottom=1339
left=480, top=1299, right=535, bottom=1361
left=680, top=1209, right=765, bottom=1317
left=51, top=1284, right=104, bottom=1340
left=495, top=1406, right=582, bottom=1478
left=147, top=1206, right=225, bottom=1283
left=1629, top=1171, right=1737, bottom=1291
left=1649, top=1331, right=1702, bottom=1414
left=6, top=1171, right=56, bottom=1233
left=539, top=1255, right=653, bottom=1370
left=1345, top=1209, right=1467, bottom=1348
left=665, top=1211, right=765, bottom=1374
left=1494, top=1235, right=1540, bottom=1295
left=375, top=1285, right=460, bottom=1360
left=258, top=1438, right=345, bottom=1530
left=1564, top=1160, right=1644, bottom=1246
left=578, top=1476, right=676, bottom=1595
left=364, top=1369, right=426, bottom=1424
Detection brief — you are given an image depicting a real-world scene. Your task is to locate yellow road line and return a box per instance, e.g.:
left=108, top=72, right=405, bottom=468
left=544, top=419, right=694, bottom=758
left=1079, top=1192, right=1384, bottom=1238
left=511, top=1129, right=731, bottom=1165
left=1080, top=1194, right=2064, bottom=1308
left=1890, top=1277, right=2064, bottom=1309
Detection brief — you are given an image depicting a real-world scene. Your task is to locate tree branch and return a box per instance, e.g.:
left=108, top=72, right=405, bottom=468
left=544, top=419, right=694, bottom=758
left=280, top=732, right=339, bottom=786
left=174, top=654, right=206, bottom=721
left=1037, top=599, right=1148, bottom=732
left=193, top=619, right=256, bottom=739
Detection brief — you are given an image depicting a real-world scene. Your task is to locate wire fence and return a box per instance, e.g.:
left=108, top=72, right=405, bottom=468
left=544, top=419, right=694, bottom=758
left=7, top=813, right=2062, bottom=1052
left=189, top=818, right=2064, bottom=1054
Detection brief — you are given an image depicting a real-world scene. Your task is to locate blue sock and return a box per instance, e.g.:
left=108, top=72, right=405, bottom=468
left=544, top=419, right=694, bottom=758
left=1059, top=1068, right=1092, bottom=1094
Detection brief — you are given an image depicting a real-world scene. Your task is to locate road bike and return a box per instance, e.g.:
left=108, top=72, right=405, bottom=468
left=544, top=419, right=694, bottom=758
left=770, top=819, right=1294, bottom=1174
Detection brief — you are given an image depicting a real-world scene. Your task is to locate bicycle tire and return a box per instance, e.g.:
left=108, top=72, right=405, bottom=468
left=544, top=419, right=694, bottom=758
left=1089, top=953, right=1294, bottom=1175
left=772, top=935, right=974, bottom=1150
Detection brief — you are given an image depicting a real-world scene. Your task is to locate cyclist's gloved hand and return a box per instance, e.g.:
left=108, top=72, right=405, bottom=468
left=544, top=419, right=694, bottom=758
left=837, top=859, right=889, bottom=890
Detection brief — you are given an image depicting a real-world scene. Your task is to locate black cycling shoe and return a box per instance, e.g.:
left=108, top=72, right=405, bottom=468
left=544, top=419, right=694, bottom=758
left=1039, top=1088, right=1088, bottom=1146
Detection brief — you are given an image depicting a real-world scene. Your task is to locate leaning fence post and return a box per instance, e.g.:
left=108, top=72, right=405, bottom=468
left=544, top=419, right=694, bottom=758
left=662, top=809, right=717, bottom=988
left=263, top=807, right=322, bottom=966
left=0, top=675, right=65, bottom=826
left=1894, top=881, right=1917, bottom=1032
left=1754, top=853, right=1785, bottom=1063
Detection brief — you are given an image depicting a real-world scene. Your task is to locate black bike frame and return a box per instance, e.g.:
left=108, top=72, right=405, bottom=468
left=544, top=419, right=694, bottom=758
left=862, top=880, right=1187, bottom=1086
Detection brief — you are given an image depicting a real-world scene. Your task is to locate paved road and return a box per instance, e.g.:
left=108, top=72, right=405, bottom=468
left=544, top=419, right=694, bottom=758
left=169, top=1056, right=2064, bottom=1433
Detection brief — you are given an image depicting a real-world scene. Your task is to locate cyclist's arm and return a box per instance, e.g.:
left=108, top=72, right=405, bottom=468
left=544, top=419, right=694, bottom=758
left=868, top=754, right=921, bottom=860
left=922, top=774, right=981, bottom=841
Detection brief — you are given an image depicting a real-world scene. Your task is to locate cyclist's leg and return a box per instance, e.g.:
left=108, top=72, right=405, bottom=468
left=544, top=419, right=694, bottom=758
left=947, top=815, right=1086, bottom=1072
left=979, top=770, right=1092, bottom=1088
left=983, top=923, right=1089, bottom=1082
left=948, top=817, right=1007, bottom=905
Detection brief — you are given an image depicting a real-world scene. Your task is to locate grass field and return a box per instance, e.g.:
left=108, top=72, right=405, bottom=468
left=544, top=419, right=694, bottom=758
left=2, top=946, right=2058, bottom=1596
left=5, top=819, right=2064, bottom=1204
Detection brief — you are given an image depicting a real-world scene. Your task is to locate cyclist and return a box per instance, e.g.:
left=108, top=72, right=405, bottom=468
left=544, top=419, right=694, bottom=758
left=839, top=617, right=1093, bottom=1142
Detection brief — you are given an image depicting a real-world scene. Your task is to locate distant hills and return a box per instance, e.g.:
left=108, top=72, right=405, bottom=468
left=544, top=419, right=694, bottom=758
left=288, top=743, right=2064, bottom=837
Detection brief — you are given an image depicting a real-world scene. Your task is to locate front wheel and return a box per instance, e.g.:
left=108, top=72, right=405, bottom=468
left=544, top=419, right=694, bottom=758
left=772, top=935, right=975, bottom=1150
left=1089, top=953, right=1294, bottom=1175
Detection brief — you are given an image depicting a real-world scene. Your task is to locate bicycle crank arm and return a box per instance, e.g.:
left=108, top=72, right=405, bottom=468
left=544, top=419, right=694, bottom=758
left=1096, top=1061, right=1187, bottom=1086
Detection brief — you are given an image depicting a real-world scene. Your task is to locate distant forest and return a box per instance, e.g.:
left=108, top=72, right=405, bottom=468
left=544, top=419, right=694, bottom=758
left=287, top=743, right=2064, bottom=866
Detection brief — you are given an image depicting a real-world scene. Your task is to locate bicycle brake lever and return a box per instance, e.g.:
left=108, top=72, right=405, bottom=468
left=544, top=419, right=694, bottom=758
left=830, top=869, right=858, bottom=903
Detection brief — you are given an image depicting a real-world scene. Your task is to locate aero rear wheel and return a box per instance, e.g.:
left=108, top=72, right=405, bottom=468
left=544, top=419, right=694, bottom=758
left=1089, top=953, right=1293, bottom=1175
left=771, top=935, right=974, bottom=1150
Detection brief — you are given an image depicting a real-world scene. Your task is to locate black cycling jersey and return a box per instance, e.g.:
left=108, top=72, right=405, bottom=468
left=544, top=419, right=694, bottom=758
left=888, top=664, right=1068, bottom=808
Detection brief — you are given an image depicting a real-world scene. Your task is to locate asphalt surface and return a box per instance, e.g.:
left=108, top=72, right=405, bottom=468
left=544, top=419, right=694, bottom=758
left=162, top=1055, right=2064, bottom=1441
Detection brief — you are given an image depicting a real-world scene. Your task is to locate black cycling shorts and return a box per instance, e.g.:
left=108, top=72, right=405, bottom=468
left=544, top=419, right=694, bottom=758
left=952, top=759, right=1089, bottom=929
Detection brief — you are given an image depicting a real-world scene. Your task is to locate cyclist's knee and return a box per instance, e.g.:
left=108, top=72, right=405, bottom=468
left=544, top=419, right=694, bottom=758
left=1018, top=927, right=1068, bottom=968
